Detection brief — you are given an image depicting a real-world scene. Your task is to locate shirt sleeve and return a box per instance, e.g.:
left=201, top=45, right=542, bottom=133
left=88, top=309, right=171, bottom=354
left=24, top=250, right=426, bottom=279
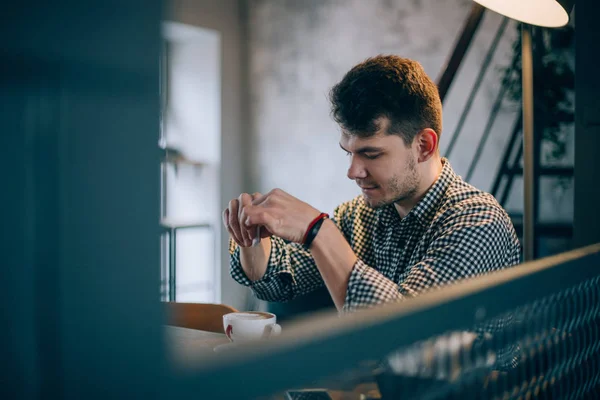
left=228, top=236, right=322, bottom=302
left=229, top=201, right=357, bottom=302
left=343, top=204, right=520, bottom=312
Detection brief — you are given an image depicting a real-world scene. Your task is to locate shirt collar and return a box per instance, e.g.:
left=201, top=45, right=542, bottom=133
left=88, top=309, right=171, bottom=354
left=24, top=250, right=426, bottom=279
left=376, top=158, right=456, bottom=227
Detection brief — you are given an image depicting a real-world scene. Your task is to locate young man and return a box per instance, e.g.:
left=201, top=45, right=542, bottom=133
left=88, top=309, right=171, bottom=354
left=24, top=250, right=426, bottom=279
left=223, top=55, right=521, bottom=313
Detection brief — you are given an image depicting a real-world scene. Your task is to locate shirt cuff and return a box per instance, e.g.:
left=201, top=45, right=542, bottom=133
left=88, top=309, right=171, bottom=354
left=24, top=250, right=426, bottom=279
left=229, top=237, right=295, bottom=301
left=343, top=259, right=401, bottom=312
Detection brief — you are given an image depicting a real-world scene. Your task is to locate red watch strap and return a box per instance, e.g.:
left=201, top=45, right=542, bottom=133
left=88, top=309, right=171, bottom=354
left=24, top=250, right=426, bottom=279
left=302, top=212, right=329, bottom=244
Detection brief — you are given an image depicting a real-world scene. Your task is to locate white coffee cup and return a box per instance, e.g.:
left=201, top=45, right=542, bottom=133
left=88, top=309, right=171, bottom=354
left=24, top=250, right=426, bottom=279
left=223, top=311, right=282, bottom=343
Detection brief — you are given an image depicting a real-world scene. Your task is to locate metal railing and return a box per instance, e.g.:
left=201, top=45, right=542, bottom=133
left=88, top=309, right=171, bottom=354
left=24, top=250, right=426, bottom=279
left=169, top=244, right=600, bottom=399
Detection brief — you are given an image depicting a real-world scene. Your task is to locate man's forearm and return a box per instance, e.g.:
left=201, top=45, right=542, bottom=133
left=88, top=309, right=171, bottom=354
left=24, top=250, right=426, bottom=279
left=309, top=219, right=357, bottom=310
left=239, top=237, right=272, bottom=281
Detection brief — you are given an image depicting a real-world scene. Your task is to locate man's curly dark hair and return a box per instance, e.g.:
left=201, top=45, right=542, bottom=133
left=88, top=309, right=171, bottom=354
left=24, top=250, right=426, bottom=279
left=329, top=55, right=442, bottom=146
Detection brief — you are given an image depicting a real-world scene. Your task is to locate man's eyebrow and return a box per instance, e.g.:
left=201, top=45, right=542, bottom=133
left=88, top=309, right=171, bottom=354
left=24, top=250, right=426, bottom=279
left=339, top=143, right=385, bottom=154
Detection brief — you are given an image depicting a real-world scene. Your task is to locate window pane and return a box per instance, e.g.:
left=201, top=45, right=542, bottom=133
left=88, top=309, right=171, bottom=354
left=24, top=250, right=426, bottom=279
left=175, top=227, right=215, bottom=303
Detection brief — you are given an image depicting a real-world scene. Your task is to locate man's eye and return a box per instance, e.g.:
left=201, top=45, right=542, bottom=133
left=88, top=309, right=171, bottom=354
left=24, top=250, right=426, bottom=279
left=345, top=151, right=351, bottom=156
left=364, top=154, right=381, bottom=160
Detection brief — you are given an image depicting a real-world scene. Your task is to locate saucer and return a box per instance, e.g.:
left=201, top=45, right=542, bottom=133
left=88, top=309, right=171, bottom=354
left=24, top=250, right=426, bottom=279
left=213, top=342, right=238, bottom=353
left=213, top=340, right=267, bottom=353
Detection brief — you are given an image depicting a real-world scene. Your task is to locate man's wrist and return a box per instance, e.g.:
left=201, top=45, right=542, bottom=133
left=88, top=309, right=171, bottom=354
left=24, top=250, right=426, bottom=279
left=307, top=218, right=357, bottom=311
left=239, top=237, right=271, bottom=281
left=303, top=213, right=329, bottom=248
left=309, top=219, right=336, bottom=251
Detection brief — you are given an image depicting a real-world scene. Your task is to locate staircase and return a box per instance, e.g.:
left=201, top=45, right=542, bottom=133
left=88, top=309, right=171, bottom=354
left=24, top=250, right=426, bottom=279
left=437, top=3, right=574, bottom=259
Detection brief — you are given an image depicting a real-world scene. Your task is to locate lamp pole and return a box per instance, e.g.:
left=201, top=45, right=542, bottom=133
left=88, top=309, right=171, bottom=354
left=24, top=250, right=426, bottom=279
left=521, top=24, right=535, bottom=262
left=472, top=1, right=574, bottom=262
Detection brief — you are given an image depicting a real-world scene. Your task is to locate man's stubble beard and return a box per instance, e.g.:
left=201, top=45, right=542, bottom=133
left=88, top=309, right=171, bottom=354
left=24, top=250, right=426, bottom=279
left=364, top=154, right=420, bottom=209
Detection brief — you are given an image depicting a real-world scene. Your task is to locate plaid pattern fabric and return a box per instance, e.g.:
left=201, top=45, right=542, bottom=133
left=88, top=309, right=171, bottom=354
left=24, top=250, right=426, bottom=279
left=230, top=158, right=521, bottom=312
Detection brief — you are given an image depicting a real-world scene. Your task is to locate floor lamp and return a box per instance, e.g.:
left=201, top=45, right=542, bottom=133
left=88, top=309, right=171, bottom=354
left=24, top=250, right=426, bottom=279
left=473, top=0, right=574, bottom=261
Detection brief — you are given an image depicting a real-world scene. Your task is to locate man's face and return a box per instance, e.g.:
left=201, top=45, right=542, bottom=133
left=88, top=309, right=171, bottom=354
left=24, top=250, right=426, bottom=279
left=339, top=127, right=420, bottom=209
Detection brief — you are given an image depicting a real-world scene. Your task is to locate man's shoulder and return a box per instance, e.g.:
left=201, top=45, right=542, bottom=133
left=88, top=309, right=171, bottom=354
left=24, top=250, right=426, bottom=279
left=437, top=175, right=512, bottom=224
left=445, top=178, right=500, bottom=206
left=432, top=175, right=521, bottom=260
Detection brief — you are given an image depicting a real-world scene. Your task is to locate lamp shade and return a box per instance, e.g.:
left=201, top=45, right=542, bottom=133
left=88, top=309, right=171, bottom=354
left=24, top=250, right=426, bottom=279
left=473, top=0, right=570, bottom=27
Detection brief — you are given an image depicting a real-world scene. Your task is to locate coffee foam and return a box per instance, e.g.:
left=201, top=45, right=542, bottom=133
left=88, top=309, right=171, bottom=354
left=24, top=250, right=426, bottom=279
left=230, top=312, right=270, bottom=320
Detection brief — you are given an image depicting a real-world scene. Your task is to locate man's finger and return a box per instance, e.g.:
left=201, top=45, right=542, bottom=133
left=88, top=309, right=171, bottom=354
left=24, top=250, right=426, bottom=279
left=238, top=193, right=254, bottom=246
left=244, top=208, right=278, bottom=234
left=249, top=194, right=265, bottom=246
left=252, top=188, right=288, bottom=206
left=222, top=208, right=229, bottom=229
left=252, top=189, right=285, bottom=206
left=228, top=199, right=243, bottom=245
left=223, top=208, right=243, bottom=246
left=251, top=192, right=271, bottom=206
left=227, top=225, right=245, bottom=247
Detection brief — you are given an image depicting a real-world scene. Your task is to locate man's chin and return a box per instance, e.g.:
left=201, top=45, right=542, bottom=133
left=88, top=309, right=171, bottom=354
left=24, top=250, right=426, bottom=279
left=362, top=194, right=389, bottom=209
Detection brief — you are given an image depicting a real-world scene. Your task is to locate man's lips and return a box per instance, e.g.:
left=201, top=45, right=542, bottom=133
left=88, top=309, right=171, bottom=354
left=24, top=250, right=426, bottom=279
left=359, top=185, right=379, bottom=190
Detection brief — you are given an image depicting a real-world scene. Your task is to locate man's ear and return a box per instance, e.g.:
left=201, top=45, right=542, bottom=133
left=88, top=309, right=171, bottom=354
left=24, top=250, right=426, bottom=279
left=415, top=128, right=438, bottom=162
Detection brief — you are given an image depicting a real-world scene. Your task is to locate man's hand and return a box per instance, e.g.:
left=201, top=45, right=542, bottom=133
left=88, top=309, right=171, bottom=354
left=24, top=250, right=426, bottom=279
left=223, top=192, right=273, bottom=282
left=223, top=192, right=272, bottom=247
left=224, top=188, right=357, bottom=309
left=242, top=188, right=322, bottom=244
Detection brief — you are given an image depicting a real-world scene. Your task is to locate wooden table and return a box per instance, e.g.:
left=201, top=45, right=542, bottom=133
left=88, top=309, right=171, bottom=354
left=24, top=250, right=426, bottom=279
left=164, top=325, right=230, bottom=367
left=164, top=325, right=381, bottom=399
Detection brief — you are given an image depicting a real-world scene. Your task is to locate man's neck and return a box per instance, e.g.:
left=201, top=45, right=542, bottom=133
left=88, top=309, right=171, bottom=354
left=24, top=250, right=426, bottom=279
left=394, top=156, right=444, bottom=218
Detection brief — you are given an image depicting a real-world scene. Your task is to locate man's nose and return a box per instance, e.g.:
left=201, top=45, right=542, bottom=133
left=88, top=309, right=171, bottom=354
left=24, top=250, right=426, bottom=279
left=347, top=157, right=367, bottom=180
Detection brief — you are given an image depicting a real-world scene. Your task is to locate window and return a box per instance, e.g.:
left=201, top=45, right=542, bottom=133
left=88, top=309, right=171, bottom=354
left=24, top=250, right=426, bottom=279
left=159, top=22, right=221, bottom=303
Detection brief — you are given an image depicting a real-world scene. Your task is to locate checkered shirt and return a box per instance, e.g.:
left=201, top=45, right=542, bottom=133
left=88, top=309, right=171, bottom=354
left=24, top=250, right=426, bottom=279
left=229, top=158, right=521, bottom=313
